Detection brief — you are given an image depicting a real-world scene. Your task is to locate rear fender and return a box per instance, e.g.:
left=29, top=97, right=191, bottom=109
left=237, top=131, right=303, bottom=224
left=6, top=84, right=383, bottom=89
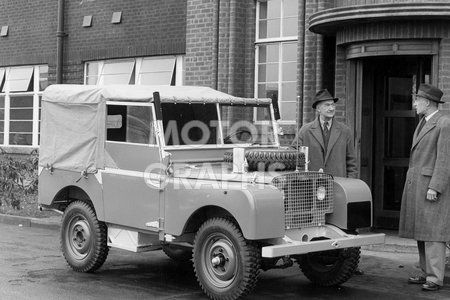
left=38, top=169, right=104, bottom=220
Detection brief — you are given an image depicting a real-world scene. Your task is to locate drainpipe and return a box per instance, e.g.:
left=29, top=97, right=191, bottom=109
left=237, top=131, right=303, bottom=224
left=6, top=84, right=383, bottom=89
left=214, top=0, right=220, bottom=90
left=56, top=0, right=65, bottom=84
left=227, top=0, right=237, bottom=95
left=297, top=0, right=307, bottom=128
left=295, top=0, right=307, bottom=167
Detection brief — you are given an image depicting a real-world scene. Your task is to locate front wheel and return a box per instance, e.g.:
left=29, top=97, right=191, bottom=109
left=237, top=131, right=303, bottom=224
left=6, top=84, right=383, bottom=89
left=193, top=217, right=260, bottom=300
left=61, top=201, right=109, bottom=273
left=298, top=247, right=360, bottom=286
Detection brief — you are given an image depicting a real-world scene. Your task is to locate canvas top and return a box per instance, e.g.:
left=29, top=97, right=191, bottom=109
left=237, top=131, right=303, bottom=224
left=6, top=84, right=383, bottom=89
left=39, top=84, right=273, bottom=173
left=42, top=84, right=272, bottom=105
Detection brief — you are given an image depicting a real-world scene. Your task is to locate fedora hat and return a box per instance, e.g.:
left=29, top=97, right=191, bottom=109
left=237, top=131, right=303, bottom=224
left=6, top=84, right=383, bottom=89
left=312, top=89, right=338, bottom=109
left=416, top=83, right=444, bottom=103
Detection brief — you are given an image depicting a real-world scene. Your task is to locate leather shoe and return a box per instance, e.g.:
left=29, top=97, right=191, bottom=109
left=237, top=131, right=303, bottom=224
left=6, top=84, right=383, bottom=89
left=422, top=281, right=441, bottom=291
left=408, top=275, right=426, bottom=284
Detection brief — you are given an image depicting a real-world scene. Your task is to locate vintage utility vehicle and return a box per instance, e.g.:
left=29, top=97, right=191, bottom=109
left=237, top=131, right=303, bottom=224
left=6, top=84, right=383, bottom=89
left=38, top=84, right=385, bottom=300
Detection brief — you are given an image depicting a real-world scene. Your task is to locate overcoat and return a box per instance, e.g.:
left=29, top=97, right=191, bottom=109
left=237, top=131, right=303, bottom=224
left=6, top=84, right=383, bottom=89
left=292, top=118, right=358, bottom=178
left=399, top=111, right=450, bottom=241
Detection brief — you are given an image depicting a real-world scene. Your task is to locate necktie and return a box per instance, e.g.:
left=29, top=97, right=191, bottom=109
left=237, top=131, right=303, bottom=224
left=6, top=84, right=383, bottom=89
left=323, top=121, right=330, bottom=156
left=417, top=117, right=426, bottom=135
left=323, top=121, right=330, bottom=138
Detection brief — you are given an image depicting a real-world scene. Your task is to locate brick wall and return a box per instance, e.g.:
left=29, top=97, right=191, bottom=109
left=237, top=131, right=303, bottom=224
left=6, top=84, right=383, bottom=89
left=0, top=0, right=187, bottom=85
left=185, top=0, right=255, bottom=98
left=300, top=0, right=338, bottom=125
left=0, top=0, right=56, bottom=67
left=185, top=0, right=217, bottom=88
left=63, top=0, right=187, bottom=84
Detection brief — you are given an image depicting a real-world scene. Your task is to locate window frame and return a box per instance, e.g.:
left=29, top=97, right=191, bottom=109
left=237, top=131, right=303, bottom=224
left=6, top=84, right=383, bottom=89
left=84, top=55, right=185, bottom=86
left=0, top=65, right=47, bottom=147
left=106, top=101, right=160, bottom=147
left=255, top=0, right=298, bottom=124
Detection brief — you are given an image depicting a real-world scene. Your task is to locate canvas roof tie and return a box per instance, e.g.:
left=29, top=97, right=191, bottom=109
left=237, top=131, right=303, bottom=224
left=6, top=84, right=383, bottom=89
left=45, top=163, right=54, bottom=174
left=75, top=168, right=89, bottom=183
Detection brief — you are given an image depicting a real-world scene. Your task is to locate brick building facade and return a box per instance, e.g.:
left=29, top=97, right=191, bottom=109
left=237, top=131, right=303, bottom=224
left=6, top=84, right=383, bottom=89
left=1, top=0, right=450, bottom=227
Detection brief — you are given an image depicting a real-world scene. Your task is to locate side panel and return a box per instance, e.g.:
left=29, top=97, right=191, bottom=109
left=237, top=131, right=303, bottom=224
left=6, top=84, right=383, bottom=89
left=102, top=142, right=162, bottom=231
left=102, top=172, right=160, bottom=231
left=38, top=169, right=105, bottom=220
left=164, top=180, right=285, bottom=240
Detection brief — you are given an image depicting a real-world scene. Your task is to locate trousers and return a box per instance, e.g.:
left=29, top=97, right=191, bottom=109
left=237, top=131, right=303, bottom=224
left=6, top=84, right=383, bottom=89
left=417, top=241, right=447, bottom=285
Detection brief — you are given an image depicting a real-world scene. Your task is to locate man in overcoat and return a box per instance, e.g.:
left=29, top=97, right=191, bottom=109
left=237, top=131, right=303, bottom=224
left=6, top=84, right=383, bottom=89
left=399, top=83, right=450, bottom=291
left=292, top=89, right=358, bottom=178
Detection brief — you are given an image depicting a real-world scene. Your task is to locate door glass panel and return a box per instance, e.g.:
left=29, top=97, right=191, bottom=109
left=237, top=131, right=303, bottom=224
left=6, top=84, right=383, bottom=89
left=387, top=77, right=413, bottom=110
left=383, top=166, right=407, bottom=210
left=107, top=105, right=155, bottom=145
left=384, top=117, right=416, bottom=158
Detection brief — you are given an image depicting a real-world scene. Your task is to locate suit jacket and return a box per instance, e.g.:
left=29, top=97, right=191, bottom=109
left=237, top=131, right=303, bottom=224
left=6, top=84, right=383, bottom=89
left=292, top=118, right=358, bottom=178
left=399, top=111, right=450, bottom=241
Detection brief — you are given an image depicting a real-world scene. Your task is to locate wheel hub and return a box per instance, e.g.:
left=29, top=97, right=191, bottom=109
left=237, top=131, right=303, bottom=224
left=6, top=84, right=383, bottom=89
left=206, top=239, right=237, bottom=284
left=69, top=219, right=91, bottom=256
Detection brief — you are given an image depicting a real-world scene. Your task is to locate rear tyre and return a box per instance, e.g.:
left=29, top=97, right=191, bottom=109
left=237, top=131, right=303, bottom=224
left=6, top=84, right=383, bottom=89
left=61, top=201, right=109, bottom=273
left=193, top=217, right=260, bottom=300
left=162, top=243, right=192, bottom=262
left=298, top=247, right=360, bottom=286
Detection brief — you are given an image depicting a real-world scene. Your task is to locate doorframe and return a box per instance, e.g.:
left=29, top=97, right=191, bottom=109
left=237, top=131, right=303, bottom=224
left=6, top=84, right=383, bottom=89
left=344, top=39, right=439, bottom=228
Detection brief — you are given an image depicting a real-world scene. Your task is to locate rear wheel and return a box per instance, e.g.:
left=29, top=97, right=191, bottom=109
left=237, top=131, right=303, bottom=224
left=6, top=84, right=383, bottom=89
left=61, top=201, right=109, bottom=273
left=298, top=247, right=360, bottom=286
left=193, top=217, right=260, bottom=300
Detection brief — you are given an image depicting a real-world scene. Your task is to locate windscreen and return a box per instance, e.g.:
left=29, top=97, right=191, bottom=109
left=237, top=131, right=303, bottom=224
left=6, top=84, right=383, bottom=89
left=161, top=103, right=219, bottom=146
left=220, top=104, right=276, bottom=146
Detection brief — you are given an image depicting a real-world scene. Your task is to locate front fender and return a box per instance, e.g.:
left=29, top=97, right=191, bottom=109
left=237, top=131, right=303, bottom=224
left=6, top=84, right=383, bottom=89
left=164, top=179, right=285, bottom=240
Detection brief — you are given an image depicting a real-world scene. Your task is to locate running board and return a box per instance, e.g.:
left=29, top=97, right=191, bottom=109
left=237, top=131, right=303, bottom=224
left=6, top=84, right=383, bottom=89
left=107, top=225, right=161, bottom=252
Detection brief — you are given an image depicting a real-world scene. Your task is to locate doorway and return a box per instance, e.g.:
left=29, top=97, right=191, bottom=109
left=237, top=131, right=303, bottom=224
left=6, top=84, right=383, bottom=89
left=360, top=56, right=432, bottom=229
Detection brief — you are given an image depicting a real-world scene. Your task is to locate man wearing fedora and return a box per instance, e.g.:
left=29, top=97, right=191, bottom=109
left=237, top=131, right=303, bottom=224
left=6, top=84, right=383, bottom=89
left=292, top=89, right=358, bottom=178
left=399, top=83, right=450, bottom=291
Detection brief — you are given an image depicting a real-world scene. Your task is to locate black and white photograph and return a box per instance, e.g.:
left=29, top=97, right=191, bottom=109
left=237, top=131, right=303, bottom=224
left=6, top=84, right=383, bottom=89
left=0, top=1, right=449, bottom=299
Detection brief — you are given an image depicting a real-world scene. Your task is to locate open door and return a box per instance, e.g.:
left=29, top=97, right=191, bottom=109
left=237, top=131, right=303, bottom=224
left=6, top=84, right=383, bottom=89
left=359, top=56, right=432, bottom=228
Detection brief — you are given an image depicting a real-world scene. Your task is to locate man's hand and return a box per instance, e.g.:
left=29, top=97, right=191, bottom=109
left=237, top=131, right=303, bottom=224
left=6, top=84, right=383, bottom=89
left=426, top=188, right=439, bottom=201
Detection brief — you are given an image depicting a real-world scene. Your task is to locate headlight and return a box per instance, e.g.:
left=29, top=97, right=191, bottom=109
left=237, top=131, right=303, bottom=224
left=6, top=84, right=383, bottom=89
left=317, top=186, right=326, bottom=201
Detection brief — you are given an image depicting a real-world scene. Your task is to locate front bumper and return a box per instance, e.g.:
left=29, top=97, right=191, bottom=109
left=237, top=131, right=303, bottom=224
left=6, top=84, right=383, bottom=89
left=261, top=225, right=385, bottom=258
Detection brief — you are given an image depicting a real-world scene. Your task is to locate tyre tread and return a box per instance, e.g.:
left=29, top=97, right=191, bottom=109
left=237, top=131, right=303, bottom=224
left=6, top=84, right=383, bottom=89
left=193, top=217, right=260, bottom=300
left=61, top=200, right=109, bottom=273
left=299, top=247, right=360, bottom=286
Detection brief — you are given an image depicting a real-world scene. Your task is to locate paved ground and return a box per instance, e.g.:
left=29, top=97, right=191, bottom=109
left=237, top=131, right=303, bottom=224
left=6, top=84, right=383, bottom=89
left=1, top=213, right=450, bottom=299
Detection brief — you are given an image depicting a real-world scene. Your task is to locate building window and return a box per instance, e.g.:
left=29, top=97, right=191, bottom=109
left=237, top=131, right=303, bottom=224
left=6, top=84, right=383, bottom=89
left=85, top=55, right=184, bottom=86
left=255, top=0, right=298, bottom=122
left=0, top=65, right=48, bottom=146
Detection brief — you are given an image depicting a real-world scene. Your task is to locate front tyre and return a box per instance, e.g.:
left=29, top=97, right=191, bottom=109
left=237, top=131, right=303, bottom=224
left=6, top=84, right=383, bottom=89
left=193, top=218, right=260, bottom=300
left=298, top=247, right=360, bottom=286
left=61, top=201, right=109, bottom=273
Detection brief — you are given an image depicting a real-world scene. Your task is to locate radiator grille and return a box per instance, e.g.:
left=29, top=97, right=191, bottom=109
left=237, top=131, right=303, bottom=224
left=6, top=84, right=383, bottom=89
left=272, top=172, right=334, bottom=229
